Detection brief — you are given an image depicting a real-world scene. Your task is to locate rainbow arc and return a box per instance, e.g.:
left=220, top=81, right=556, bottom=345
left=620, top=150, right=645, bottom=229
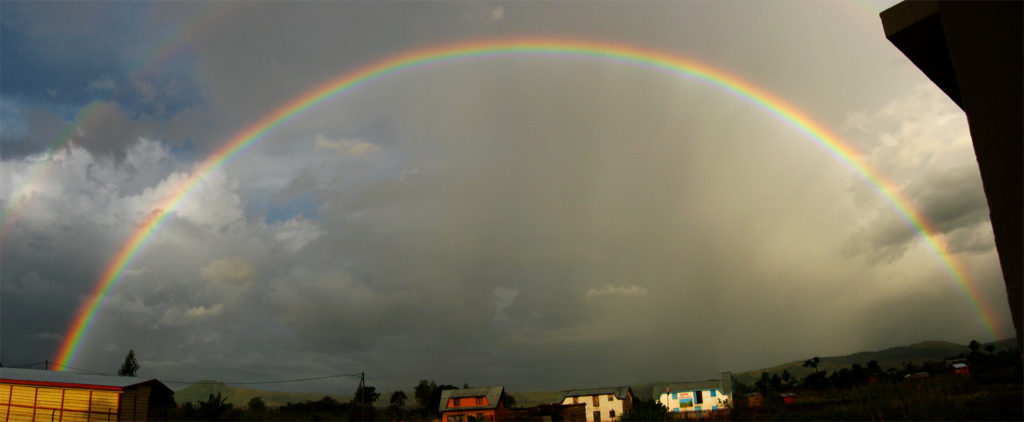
left=54, top=38, right=1004, bottom=368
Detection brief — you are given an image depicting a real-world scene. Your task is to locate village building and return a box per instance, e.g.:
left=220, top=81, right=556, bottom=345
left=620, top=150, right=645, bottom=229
left=558, top=386, right=633, bottom=422
left=0, top=367, right=173, bottom=422
left=951, top=363, right=970, bottom=377
left=656, top=372, right=733, bottom=414
left=439, top=386, right=513, bottom=422
left=509, top=403, right=588, bottom=422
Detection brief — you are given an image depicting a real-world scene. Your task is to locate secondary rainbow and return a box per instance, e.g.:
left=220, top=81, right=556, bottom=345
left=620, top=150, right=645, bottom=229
left=55, top=37, right=1004, bottom=368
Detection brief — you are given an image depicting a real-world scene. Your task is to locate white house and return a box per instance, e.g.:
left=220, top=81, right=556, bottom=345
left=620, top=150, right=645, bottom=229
left=559, top=386, right=633, bottom=422
left=656, top=372, right=733, bottom=413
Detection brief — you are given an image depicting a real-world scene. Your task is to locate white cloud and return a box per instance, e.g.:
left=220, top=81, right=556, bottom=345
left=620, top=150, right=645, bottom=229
left=89, top=77, right=115, bottom=91
left=842, top=83, right=993, bottom=260
left=184, top=303, right=225, bottom=318
left=270, top=218, right=321, bottom=252
left=492, top=287, right=519, bottom=322
left=314, top=135, right=380, bottom=156
left=200, top=258, right=255, bottom=284
left=585, top=284, right=649, bottom=299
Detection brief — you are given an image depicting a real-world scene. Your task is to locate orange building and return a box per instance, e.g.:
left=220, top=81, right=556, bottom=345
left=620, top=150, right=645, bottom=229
left=439, top=386, right=512, bottom=422
left=0, top=367, right=173, bottom=421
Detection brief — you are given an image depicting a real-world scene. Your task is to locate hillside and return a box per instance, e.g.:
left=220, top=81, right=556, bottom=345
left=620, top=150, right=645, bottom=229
left=172, top=339, right=1016, bottom=407
left=731, top=338, right=1016, bottom=385
left=174, top=381, right=351, bottom=408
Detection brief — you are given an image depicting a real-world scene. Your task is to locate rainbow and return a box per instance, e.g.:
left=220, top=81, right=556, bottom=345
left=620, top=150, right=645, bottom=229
left=55, top=37, right=1005, bottom=368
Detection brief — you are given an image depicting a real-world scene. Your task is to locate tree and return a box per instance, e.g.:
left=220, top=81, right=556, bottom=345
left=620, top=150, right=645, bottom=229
left=199, top=392, right=234, bottom=420
left=414, top=379, right=456, bottom=417
left=414, top=380, right=437, bottom=410
left=802, top=356, right=820, bottom=373
left=247, top=396, right=266, bottom=412
left=985, top=344, right=996, bottom=354
left=388, top=390, right=409, bottom=420
left=969, top=340, right=981, bottom=353
left=390, top=390, right=408, bottom=409
left=118, top=350, right=139, bottom=376
left=354, top=385, right=380, bottom=405
left=503, top=393, right=516, bottom=408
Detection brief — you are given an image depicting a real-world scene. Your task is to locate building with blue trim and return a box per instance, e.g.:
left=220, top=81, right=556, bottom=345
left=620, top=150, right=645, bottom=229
left=655, top=372, right=733, bottom=414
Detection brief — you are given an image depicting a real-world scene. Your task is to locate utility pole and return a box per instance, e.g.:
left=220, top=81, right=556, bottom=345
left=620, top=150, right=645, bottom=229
left=351, top=372, right=367, bottom=421
left=45, top=359, right=48, bottom=370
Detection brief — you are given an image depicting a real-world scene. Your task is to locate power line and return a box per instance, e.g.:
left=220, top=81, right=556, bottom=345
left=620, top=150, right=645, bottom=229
left=5, top=360, right=48, bottom=369
left=50, top=363, right=111, bottom=375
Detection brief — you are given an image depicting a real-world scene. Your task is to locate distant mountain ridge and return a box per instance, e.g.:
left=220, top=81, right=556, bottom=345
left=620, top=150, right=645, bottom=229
left=173, top=339, right=1016, bottom=407
left=730, top=338, right=1016, bottom=385
left=174, top=381, right=351, bottom=408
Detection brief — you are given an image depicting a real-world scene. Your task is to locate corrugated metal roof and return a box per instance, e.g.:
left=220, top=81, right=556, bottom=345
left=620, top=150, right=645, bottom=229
left=439, top=386, right=504, bottom=412
left=653, top=372, right=734, bottom=399
left=0, top=367, right=171, bottom=392
left=558, top=386, right=632, bottom=403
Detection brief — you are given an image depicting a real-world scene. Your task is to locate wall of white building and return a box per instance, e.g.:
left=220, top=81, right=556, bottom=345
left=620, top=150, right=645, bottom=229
left=657, top=388, right=729, bottom=413
left=561, top=393, right=626, bottom=422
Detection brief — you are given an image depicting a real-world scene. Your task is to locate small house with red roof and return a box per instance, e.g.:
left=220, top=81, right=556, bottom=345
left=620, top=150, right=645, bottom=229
left=439, top=386, right=512, bottom=422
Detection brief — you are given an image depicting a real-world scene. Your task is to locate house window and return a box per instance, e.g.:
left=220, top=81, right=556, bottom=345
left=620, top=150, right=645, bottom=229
left=695, top=406, right=702, bottom=412
left=454, top=398, right=461, bottom=406
left=672, top=392, right=678, bottom=400
left=608, top=394, right=614, bottom=401
left=593, top=396, right=600, bottom=407
left=673, top=408, right=679, bottom=413
left=593, top=411, right=602, bottom=422
left=476, top=397, right=484, bottom=405
left=694, top=391, right=703, bottom=404
left=449, top=415, right=465, bottom=422
left=573, top=396, right=578, bottom=404
left=710, top=390, right=716, bottom=398
left=610, top=410, right=616, bottom=418
left=712, top=406, right=718, bottom=411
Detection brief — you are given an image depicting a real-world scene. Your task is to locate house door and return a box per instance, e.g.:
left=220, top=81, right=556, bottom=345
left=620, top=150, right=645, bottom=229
left=593, top=411, right=601, bottom=422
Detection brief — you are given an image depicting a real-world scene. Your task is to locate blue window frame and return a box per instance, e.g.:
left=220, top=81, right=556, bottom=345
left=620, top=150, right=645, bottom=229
left=672, top=392, right=677, bottom=399
left=710, top=390, right=716, bottom=397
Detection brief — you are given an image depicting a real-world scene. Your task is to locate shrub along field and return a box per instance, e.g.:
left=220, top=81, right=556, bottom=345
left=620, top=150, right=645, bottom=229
left=731, top=342, right=1022, bottom=421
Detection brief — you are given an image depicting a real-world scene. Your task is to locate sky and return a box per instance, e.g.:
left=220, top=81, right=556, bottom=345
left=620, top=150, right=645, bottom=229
left=0, top=1, right=1014, bottom=396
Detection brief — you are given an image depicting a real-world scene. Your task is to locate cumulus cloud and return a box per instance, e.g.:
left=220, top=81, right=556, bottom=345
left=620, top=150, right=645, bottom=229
left=842, top=84, right=995, bottom=261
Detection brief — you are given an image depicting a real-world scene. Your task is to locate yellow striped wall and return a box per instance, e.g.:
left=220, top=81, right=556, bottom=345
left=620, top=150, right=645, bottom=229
left=0, top=381, right=151, bottom=422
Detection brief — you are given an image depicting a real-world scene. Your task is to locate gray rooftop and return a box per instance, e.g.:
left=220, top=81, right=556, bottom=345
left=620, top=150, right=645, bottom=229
left=439, top=386, right=504, bottom=412
left=0, top=367, right=171, bottom=393
left=653, top=372, right=734, bottom=399
left=558, top=386, right=632, bottom=403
